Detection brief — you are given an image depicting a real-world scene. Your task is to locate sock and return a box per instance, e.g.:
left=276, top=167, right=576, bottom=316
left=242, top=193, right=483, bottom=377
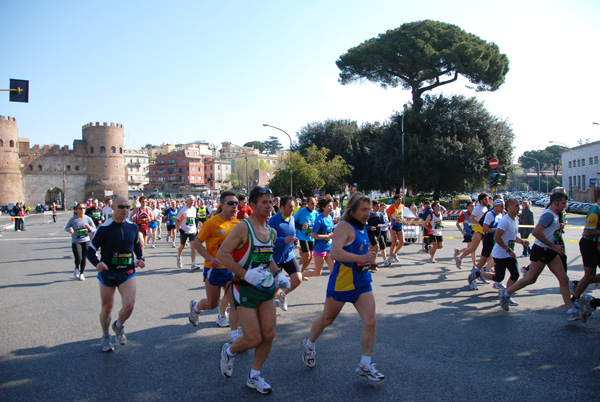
left=115, top=320, right=123, bottom=329
left=590, top=299, right=600, bottom=310
left=226, top=345, right=235, bottom=357
left=571, top=296, right=579, bottom=303
left=103, top=331, right=110, bottom=337
left=230, top=330, right=239, bottom=339
left=250, top=369, right=261, bottom=379
left=361, top=355, right=371, bottom=366
left=305, top=339, right=315, bottom=349
left=193, top=302, right=201, bottom=314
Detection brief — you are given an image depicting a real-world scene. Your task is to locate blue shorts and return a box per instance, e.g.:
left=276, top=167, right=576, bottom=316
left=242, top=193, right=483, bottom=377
left=203, top=267, right=233, bottom=287
left=148, top=221, right=158, bottom=229
left=327, top=283, right=373, bottom=304
left=97, top=269, right=135, bottom=287
left=390, top=223, right=403, bottom=231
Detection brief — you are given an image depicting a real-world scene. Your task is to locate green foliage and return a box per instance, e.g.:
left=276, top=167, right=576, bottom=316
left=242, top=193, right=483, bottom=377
left=336, top=20, right=510, bottom=110
left=243, top=141, right=266, bottom=152
left=263, top=136, right=284, bottom=154
left=228, top=159, right=270, bottom=192
left=519, top=145, right=565, bottom=178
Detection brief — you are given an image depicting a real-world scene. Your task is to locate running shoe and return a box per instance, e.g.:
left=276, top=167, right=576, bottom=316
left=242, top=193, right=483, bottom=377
left=455, top=256, right=462, bottom=269
left=569, top=280, right=578, bottom=295
left=454, top=248, right=459, bottom=258
left=468, top=268, right=479, bottom=285
left=101, top=334, right=114, bottom=352
left=566, top=308, right=580, bottom=322
left=476, top=276, right=488, bottom=284
left=301, top=338, right=316, bottom=368
left=112, top=321, right=127, bottom=345
left=499, top=289, right=510, bottom=311
left=520, top=266, right=528, bottom=279
left=74, top=268, right=79, bottom=279
left=572, top=298, right=581, bottom=310
left=469, top=281, right=478, bottom=291
left=247, top=374, right=272, bottom=395
left=382, top=259, right=391, bottom=267
left=429, top=258, right=436, bottom=263
left=189, top=300, right=200, bottom=326
left=392, top=254, right=399, bottom=262
left=229, top=331, right=242, bottom=344
left=150, top=244, right=156, bottom=249
left=492, top=282, right=505, bottom=290
left=580, top=295, right=594, bottom=323
left=177, top=256, right=182, bottom=268
left=166, top=237, right=170, bottom=243
left=191, top=261, right=199, bottom=271
left=172, top=242, right=176, bottom=248
left=79, top=273, right=85, bottom=281
left=355, top=362, right=385, bottom=382
left=215, top=314, right=230, bottom=327
left=220, top=342, right=234, bottom=378
left=276, top=291, right=288, bottom=312
left=157, top=235, right=162, bottom=240
left=508, top=298, right=519, bottom=306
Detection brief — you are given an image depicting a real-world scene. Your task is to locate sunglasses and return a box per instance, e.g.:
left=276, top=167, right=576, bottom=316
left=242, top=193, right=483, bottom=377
left=257, top=188, right=272, bottom=195
left=117, top=205, right=131, bottom=210
left=225, top=201, right=239, bottom=206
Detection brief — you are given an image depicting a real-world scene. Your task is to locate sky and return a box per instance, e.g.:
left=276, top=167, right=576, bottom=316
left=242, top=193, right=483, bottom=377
left=1, top=0, right=599, bottom=164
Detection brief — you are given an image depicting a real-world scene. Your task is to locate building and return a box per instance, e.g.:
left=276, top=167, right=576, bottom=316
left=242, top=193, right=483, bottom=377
left=124, top=150, right=150, bottom=193
left=148, top=149, right=208, bottom=192
left=560, top=140, right=600, bottom=201
left=148, top=143, right=176, bottom=163
left=203, top=157, right=232, bottom=192
left=0, top=116, right=128, bottom=208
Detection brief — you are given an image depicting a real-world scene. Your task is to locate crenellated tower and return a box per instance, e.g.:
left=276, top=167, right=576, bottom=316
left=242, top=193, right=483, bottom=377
left=82, top=122, right=128, bottom=199
left=0, top=116, right=24, bottom=205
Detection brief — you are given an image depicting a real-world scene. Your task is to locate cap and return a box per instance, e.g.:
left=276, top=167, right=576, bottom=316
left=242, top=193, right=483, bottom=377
left=186, top=195, right=196, bottom=201
left=493, top=199, right=504, bottom=206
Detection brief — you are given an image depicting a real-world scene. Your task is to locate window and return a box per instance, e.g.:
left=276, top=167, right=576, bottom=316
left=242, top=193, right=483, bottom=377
left=178, top=167, right=183, bottom=173
left=111, top=146, right=116, bottom=153
left=37, top=165, right=42, bottom=171
left=90, top=146, right=94, bottom=153
left=590, top=157, right=594, bottom=165
left=595, top=156, right=598, bottom=164
left=582, top=158, right=585, bottom=166
left=569, top=176, right=572, bottom=187
left=191, top=176, right=195, bottom=180
left=583, top=175, right=586, bottom=188
left=119, top=147, right=123, bottom=154
left=75, top=165, right=79, bottom=171
left=9, top=140, right=14, bottom=147
left=568, top=161, right=572, bottom=168
left=167, top=168, right=174, bottom=174
left=577, top=160, right=581, bottom=167
left=28, top=164, right=32, bottom=170
left=0, top=139, right=3, bottom=146
left=67, top=165, right=71, bottom=171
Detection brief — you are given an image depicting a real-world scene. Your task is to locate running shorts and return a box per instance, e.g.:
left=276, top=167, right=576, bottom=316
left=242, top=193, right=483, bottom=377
left=97, top=269, right=135, bottom=287
left=203, top=267, right=233, bottom=287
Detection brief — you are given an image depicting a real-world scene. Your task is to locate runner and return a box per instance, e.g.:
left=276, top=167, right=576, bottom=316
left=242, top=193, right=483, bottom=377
left=425, top=201, right=444, bottom=263
left=147, top=200, right=160, bottom=249
left=189, top=191, right=240, bottom=334
left=468, top=199, right=504, bottom=289
left=304, top=195, right=335, bottom=278
left=294, top=197, right=318, bottom=277
left=378, top=202, right=391, bottom=266
left=102, top=198, right=114, bottom=221
left=216, top=186, right=291, bottom=394
left=455, top=201, right=476, bottom=267
left=236, top=194, right=253, bottom=219
left=85, top=199, right=104, bottom=228
left=268, top=195, right=301, bottom=312
left=455, top=193, right=490, bottom=269
left=468, top=199, right=529, bottom=301
left=196, top=199, right=208, bottom=231
left=130, top=196, right=152, bottom=253
left=86, top=195, right=145, bottom=352
left=175, top=195, right=198, bottom=269
left=366, top=200, right=386, bottom=269
left=386, top=194, right=405, bottom=262
left=301, top=193, right=384, bottom=382
left=163, top=200, right=178, bottom=248
left=65, top=202, right=96, bottom=281
left=497, top=192, right=579, bottom=321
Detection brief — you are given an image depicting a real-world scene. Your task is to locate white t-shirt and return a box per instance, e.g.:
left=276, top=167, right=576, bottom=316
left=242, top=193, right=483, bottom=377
left=430, top=212, right=443, bottom=236
left=472, top=204, right=488, bottom=223
left=534, top=208, right=560, bottom=249
left=102, top=205, right=114, bottom=220
left=176, top=205, right=197, bottom=234
left=491, top=214, right=519, bottom=259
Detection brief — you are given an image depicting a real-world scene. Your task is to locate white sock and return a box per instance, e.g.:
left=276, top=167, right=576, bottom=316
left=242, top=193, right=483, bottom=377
left=250, top=369, right=261, bottom=379
left=226, top=345, right=235, bottom=357
left=361, top=355, right=371, bottom=366
left=305, top=339, right=315, bottom=349
left=230, top=330, right=239, bottom=339
left=115, top=320, right=124, bottom=329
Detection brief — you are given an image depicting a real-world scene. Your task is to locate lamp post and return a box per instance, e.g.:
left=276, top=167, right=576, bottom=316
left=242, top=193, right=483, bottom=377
left=263, top=124, right=293, bottom=196
left=401, top=111, right=405, bottom=194
left=520, top=155, right=541, bottom=193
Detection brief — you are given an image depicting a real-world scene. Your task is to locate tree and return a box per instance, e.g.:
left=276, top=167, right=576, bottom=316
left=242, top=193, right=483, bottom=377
left=336, top=20, right=510, bottom=111
left=519, top=145, right=566, bottom=178
left=243, top=141, right=265, bottom=152
left=381, top=94, right=514, bottom=199
left=263, top=136, right=284, bottom=154
left=228, top=159, right=270, bottom=193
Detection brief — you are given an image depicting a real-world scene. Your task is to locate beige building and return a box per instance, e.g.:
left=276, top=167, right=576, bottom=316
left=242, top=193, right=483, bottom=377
left=124, top=150, right=150, bottom=193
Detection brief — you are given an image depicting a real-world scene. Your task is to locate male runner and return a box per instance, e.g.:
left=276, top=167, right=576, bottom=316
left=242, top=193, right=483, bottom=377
left=386, top=194, right=405, bottom=262
left=189, top=191, right=240, bottom=333
left=216, top=187, right=290, bottom=394
left=85, top=198, right=104, bottom=228
left=102, top=198, right=114, bottom=221
left=301, top=193, right=384, bottom=382
left=268, top=195, right=301, bottom=312
left=294, top=197, right=318, bottom=276
left=498, top=192, right=579, bottom=321
left=86, top=195, right=145, bottom=352
left=163, top=200, right=178, bottom=247
left=455, top=201, right=476, bottom=267
left=175, top=195, right=198, bottom=269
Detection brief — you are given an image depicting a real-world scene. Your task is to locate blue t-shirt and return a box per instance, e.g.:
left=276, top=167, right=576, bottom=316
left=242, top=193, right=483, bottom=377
left=312, top=214, right=334, bottom=253
left=294, top=207, right=318, bottom=242
left=267, top=212, right=296, bottom=264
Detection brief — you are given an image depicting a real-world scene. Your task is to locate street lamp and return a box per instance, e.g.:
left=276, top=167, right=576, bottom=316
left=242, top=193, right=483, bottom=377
left=401, top=110, right=406, bottom=194
left=519, top=155, right=541, bottom=193
left=263, top=124, right=293, bottom=196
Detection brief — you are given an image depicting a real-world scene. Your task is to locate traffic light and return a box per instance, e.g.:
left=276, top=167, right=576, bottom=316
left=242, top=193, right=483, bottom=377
left=489, top=173, right=497, bottom=188
left=495, top=173, right=506, bottom=187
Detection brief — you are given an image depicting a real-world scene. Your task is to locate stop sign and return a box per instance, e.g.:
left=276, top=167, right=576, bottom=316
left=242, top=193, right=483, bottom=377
left=489, top=158, right=499, bottom=169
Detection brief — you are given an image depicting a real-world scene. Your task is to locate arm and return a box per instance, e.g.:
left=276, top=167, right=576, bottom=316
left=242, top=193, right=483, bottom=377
left=493, top=228, right=516, bottom=259
left=190, top=236, right=221, bottom=268
left=216, top=221, right=252, bottom=278
left=455, top=214, right=465, bottom=233
left=531, top=224, right=564, bottom=255
left=330, top=222, right=376, bottom=264
left=65, top=217, right=75, bottom=234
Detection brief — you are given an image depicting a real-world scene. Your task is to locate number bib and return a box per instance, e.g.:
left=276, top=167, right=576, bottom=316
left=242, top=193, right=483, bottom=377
left=186, top=218, right=195, bottom=225
left=508, top=240, right=515, bottom=250
left=76, top=229, right=88, bottom=238
left=111, top=252, right=134, bottom=269
left=250, top=245, right=273, bottom=269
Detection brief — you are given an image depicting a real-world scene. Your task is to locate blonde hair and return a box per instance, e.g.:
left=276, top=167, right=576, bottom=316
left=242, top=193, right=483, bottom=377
left=340, top=193, right=371, bottom=222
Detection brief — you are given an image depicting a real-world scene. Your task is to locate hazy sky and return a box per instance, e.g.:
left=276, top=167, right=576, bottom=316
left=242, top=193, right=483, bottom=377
left=1, top=0, right=599, bottom=163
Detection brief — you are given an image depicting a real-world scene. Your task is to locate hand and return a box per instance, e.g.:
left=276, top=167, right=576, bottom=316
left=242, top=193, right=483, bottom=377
left=552, top=244, right=565, bottom=256
left=358, top=249, right=377, bottom=264
left=208, top=256, right=221, bottom=268
left=275, top=272, right=291, bottom=291
left=136, top=260, right=146, bottom=268
left=302, top=223, right=309, bottom=230
left=523, top=241, right=529, bottom=247
left=85, top=224, right=90, bottom=229
left=244, top=267, right=264, bottom=286
left=284, top=236, right=296, bottom=244
left=96, top=262, right=109, bottom=272
left=69, top=229, right=74, bottom=234
left=294, top=238, right=300, bottom=246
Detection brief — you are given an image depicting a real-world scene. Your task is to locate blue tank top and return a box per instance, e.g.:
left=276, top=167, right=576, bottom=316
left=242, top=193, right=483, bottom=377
left=326, top=222, right=372, bottom=295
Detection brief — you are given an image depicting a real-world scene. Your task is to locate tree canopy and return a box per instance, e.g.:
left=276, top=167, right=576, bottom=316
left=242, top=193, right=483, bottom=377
left=243, top=141, right=266, bottom=152
left=263, top=136, right=284, bottom=154
left=336, top=20, right=510, bottom=110
left=519, top=145, right=566, bottom=178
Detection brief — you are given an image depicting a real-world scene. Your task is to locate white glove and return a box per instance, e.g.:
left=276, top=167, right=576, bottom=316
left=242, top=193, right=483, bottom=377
left=275, top=272, right=291, bottom=291
left=244, top=267, right=263, bottom=286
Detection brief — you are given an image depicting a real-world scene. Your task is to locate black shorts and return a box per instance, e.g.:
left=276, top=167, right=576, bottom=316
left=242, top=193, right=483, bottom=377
left=97, top=269, right=135, bottom=287
left=529, top=244, right=558, bottom=264
left=139, top=230, right=148, bottom=237
left=167, top=224, right=176, bottom=231
left=377, top=233, right=386, bottom=250
left=579, top=238, right=600, bottom=268
left=180, top=231, right=196, bottom=245
left=278, top=258, right=301, bottom=275
left=299, top=240, right=314, bottom=253
left=481, top=235, right=494, bottom=258
left=431, top=235, right=443, bottom=243
left=463, top=234, right=473, bottom=243
left=492, top=257, right=519, bottom=283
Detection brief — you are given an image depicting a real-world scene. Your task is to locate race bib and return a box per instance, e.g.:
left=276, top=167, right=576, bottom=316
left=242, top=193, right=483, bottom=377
left=250, top=245, right=273, bottom=269
left=111, top=253, right=133, bottom=268
left=186, top=218, right=195, bottom=225
left=508, top=240, right=515, bottom=250
left=76, top=229, right=88, bottom=238
left=356, top=262, right=371, bottom=272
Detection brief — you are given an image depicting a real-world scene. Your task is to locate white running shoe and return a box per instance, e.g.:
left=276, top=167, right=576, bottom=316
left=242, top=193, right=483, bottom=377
left=220, top=342, right=234, bottom=378
left=101, top=334, right=114, bottom=352
left=74, top=268, right=80, bottom=279
left=150, top=244, right=156, bottom=249
left=177, top=256, right=182, bottom=268
left=455, top=256, right=462, bottom=269
left=112, top=321, right=127, bottom=345
left=382, top=259, right=391, bottom=267
left=454, top=248, right=459, bottom=258
left=301, top=338, right=316, bottom=368
left=277, top=291, right=288, bottom=312
left=469, top=281, right=478, bottom=291
left=172, top=242, right=176, bottom=248
left=191, top=261, right=199, bottom=271
left=247, top=374, right=272, bottom=394
left=392, top=254, right=399, bottom=262
left=215, top=314, right=230, bottom=327
left=508, top=298, right=519, bottom=306
left=189, top=300, right=200, bottom=326
left=492, top=282, right=505, bottom=290
left=356, top=362, right=385, bottom=382
left=79, top=273, right=85, bottom=281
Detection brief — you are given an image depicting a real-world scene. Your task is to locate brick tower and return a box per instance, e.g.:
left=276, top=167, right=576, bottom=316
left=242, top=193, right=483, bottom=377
left=0, top=116, right=24, bottom=205
left=82, top=122, right=128, bottom=200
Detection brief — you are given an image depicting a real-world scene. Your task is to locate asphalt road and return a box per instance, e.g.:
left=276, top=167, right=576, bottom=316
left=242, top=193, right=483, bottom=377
left=0, top=206, right=598, bottom=401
